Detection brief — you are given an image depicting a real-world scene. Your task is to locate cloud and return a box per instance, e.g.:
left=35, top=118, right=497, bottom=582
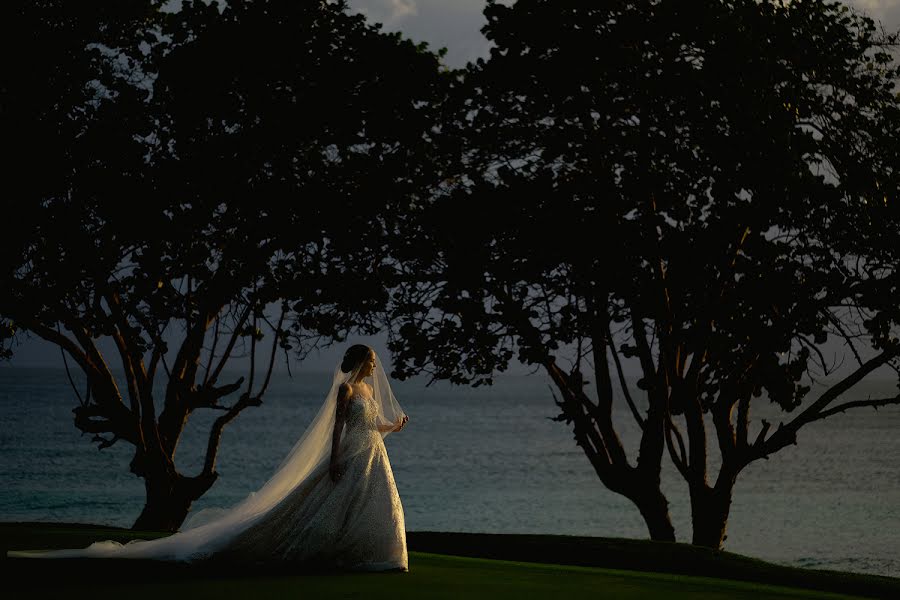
left=349, top=0, right=419, bottom=27
left=388, top=0, right=419, bottom=21
left=847, top=0, right=900, bottom=29
left=349, top=0, right=494, bottom=67
left=349, top=1, right=899, bottom=70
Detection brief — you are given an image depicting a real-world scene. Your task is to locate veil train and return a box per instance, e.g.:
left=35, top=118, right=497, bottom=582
left=7, top=351, right=406, bottom=561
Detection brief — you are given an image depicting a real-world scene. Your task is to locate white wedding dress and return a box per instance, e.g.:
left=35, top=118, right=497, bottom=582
left=214, top=390, right=408, bottom=570
left=7, top=354, right=409, bottom=572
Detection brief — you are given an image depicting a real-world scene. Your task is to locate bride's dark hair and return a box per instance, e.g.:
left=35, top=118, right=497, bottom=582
left=341, top=344, right=372, bottom=374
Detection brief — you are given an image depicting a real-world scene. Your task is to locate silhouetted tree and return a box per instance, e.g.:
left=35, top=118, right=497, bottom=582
left=387, top=0, right=900, bottom=547
left=1, top=0, right=446, bottom=531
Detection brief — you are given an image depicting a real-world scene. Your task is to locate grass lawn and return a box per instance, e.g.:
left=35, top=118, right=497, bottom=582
left=3, top=523, right=898, bottom=599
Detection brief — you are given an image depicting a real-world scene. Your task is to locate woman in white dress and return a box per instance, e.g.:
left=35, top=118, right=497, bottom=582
left=8, top=344, right=411, bottom=572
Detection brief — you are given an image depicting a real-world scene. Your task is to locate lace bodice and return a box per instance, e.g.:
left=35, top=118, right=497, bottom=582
left=346, top=393, right=380, bottom=432
left=340, top=392, right=383, bottom=460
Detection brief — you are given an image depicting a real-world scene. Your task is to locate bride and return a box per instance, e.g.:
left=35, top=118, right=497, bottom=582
left=7, top=344, right=411, bottom=571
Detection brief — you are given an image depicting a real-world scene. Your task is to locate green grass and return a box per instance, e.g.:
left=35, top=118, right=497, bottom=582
left=3, top=523, right=898, bottom=599
left=405, top=531, right=900, bottom=599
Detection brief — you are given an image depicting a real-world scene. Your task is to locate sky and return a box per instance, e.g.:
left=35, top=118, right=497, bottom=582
left=5, top=0, right=899, bottom=375
left=346, top=0, right=900, bottom=69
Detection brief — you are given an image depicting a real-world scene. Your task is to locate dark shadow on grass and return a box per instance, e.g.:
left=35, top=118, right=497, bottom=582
left=4, top=555, right=404, bottom=587
left=1, top=522, right=402, bottom=584
left=406, top=531, right=900, bottom=600
left=3, top=523, right=899, bottom=599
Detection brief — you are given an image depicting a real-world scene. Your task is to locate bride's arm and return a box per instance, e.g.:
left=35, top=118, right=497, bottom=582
left=330, top=383, right=351, bottom=481
left=376, top=418, right=394, bottom=433
left=377, top=414, right=409, bottom=433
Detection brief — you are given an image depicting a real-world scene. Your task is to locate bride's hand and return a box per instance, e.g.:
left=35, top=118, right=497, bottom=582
left=394, top=415, right=409, bottom=432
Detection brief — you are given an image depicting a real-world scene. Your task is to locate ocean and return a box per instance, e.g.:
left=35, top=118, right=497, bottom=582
left=1, top=365, right=898, bottom=577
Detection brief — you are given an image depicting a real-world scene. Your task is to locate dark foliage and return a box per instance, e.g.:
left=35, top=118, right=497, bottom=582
left=0, top=0, right=446, bottom=530
left=387, top=0, right=900, bottom=547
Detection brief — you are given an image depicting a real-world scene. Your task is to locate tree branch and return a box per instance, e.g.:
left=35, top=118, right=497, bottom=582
left=257, top=306, right=287, bottom=398
left=545, top=360, right=614, bottom=471
left=203, top=314, right=221, bottom=387
left=751, top=347, right=899, bottom=462
left=71, top=403, right=138, bottom=446
left=201, top=391, right=263, bottom=478
left=751, top=419, right=771, bottom=451
left=208, top=301, right=254, bottom=388
left=607, top=322, right=644, bottom=429
left=110, top=323, right=142, bottom=420
left=190, top=377, right=245, bottom=410
left=815, top=395, right=900, bottom=421
left=711, top=393, right=738, bottom=469
left=664, top=411, right=689, bottom=479
left=247, top=309, right=258, bottom=397
left=23, top=318, right=91, bottom=373
left=92, top=434, right=121, bottom=450
left=57, top=323, right=87, bottom=407
left=821, top=308, right=864, bottom=368
left=23, top=316, right=124, bottom=412
left=735, top=387, right=751, bottom=451
left=631, top=306, right=676, bottom=475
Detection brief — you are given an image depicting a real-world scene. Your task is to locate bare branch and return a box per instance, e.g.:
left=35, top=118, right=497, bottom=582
left=797, top=334, right=832, bottom=376
left=190, top=376, right=245, bottom=410
left=110, top=323, right=142, bottom=419
left=208, top=302, right=254, bottom=388
left=258, top=306, right=287, bottom=398
left=608, top=322, right=644, bottom=429
left=815, top=395, right=900, bottom=421
left=747, top=345, right=900, bottom=460
left=203, top=314, right=221, bottom=388
left=23, top=316, right=124, bottom=412
left=630, top=311, right=658, bottom=389
left=735, top=388, right=751, bottom=450
left=23, top=318, right=91, bottom=373
left=57, top=323, right=86, bottom=407
left=821, top=308, right=864, bottom=368
left=202, top=391, right=263, bottom=477
left=664, top=412, right=689, bottom=479
left=711, top=393, right=738, bottom=467
left=545, top=359, right=613, bottom=469
left=91, top=434, right=121, bottom=450
left=751, top=419, right=771, bottom=452
left=247, top=310, right=258, bottom=396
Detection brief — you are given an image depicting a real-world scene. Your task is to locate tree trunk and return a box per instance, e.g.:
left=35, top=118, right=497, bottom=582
left=631, top=485, right=677, bottom=542
left=541, top=353, right=677, bottom=543
left=689, top=478, right=735, bottom=549
left=132, top=482, right=194, bottom=532
left=131, top=458, right=218, bottom=532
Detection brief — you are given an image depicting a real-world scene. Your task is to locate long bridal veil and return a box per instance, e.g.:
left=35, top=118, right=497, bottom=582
left=7, top=350, right=406, bottom=561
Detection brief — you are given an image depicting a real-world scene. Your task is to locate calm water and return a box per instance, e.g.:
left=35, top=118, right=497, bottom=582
left=1, top=366, right=898, bottom=577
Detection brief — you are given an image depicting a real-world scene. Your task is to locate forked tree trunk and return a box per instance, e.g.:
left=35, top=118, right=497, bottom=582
left=129, top=416, right=220, bottom=532
left=543, top=361, right=678, bottom=543
left=688, top=478, right=736, bottom=549
left=132, top=466, right=218, bottom=532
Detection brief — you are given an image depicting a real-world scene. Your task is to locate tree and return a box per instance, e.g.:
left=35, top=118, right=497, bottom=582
left=1, top=0, right=447, bottom=531
left=386, top=0, right=900, bottom=548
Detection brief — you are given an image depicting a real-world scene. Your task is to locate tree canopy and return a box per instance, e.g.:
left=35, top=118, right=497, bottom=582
left=387, top=0, right=900, bottom=547
left=1, top=0, right=448, bottom=530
